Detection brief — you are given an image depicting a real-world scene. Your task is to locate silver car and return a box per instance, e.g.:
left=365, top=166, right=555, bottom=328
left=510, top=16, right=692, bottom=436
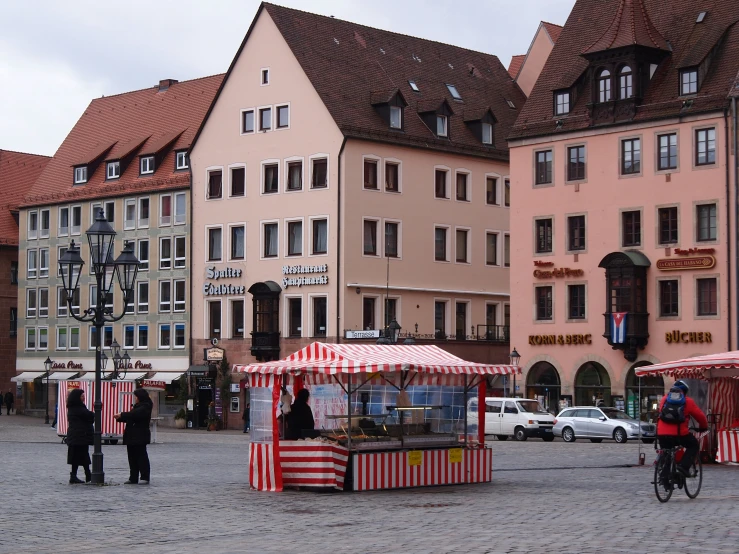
left=552, top=407, right=656, bottom=444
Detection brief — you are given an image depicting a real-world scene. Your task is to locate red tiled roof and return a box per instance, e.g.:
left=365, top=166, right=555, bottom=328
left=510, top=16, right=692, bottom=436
left=508, top=55, right=525, bottom=78
left=22, top=74, right=224, bottom=208
left=541, top=22, right=563, bottom=44
left=0, top=150, right=49, bottom=244
left=510, top=0, right=739, bottom=140
left=582, top=0, right=668, bottom=55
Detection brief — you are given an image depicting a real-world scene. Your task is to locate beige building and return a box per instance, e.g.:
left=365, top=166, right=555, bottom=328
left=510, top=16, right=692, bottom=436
left=508, top=21, right=562, bottom=97
left=189, top=3, right=526, bottom=369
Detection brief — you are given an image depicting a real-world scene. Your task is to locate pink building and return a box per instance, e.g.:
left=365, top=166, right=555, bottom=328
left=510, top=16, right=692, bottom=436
left=508, top=21, right=562, bottom=97
left=508, top=0, right=739, bottom=417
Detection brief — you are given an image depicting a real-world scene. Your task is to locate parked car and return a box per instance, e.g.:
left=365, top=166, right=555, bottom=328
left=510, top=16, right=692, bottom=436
left=468, top=397, right=555, bottom=441
left=552, top=406, right=656, bottom=444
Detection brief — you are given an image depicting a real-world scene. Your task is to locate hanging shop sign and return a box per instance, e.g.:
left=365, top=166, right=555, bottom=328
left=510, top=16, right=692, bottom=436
left=203, top=266, right=245, bottom=296
left=528, top=334, right=592, bottom=346
left=205, top=346, right=225, bottom=362
left=533, top=261, right=584, bottom=279
left=282, top=264, right=329, bottom=289
left=665, top=331, right=713, bottom=344
left=656, top=256, right=715, bottom=271
left=51, top=361, right=84, bottom=370
left=345, top=330, right=382, bottom=339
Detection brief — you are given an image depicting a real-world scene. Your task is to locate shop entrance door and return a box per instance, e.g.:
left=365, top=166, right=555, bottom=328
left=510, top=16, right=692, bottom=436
left=197, top=386, right=213, bottom=428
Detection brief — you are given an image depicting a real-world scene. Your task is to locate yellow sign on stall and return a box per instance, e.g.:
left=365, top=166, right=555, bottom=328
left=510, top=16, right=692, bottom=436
left=448, top=448, right=463, bottom=463
left=408, top=451, right=423, bottom=466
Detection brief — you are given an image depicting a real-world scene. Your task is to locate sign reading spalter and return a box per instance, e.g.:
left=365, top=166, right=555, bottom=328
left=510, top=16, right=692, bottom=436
left=203, top=266, right=245, bottom=296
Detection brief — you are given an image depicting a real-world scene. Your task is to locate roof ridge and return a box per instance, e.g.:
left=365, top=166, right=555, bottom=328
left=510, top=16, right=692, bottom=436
left=541, top=21, right=563, bottom=29
left=89, top=72, right=226, bottom=102
left=0, top=148, right=51, bottom=159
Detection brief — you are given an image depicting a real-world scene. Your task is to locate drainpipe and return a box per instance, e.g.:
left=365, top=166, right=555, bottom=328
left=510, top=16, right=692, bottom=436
left=725, top=109, right=732, bottom=351
left=336, top=137, right=347, bottom=344
left=733, top=97, right=739, bottom=349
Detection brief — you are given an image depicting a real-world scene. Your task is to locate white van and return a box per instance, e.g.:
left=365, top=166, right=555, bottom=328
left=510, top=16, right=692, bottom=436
left=467, top=397, right=556, bottom=441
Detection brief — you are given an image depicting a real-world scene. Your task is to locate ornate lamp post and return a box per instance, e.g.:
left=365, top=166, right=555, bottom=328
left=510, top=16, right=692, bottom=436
left=509, top=347, right=521, bottom=398
left=43, top=356, right=53, bottom=424
left=58, top=209, right=140, bottom=484
left=109, top=338, right=130, bottom=385
left=377, top=318, right=402, bottom=345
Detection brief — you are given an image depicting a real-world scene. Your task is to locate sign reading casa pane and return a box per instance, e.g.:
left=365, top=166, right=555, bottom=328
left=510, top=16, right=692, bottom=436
left=203, top=266, right=245, bottom=296
left=529, top=334, right=592, bottom=345
left=282, top=264, right=328, bottom=288
left=656, top=256, right=715, bottom=271
left=665, top=331, right=713, bottom=344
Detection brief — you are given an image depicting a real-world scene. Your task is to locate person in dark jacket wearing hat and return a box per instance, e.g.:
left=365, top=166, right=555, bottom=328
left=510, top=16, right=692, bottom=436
left=66, top=388, right=94, bottom=484
left=114, top=388, right=153, bottom=485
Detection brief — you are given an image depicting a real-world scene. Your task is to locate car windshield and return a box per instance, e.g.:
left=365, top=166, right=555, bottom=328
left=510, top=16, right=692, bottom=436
left=601, top=409, right=634, bottom=420
left=516, top=401, right=548, bottom=414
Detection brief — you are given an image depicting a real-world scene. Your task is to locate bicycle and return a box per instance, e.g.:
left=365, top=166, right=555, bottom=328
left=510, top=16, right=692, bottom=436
left=653, top=428, right=708, bottom=503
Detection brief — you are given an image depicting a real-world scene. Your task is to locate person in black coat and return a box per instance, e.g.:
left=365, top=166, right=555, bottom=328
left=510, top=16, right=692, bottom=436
left=114, top=388, right=153, bottom=485
left=285, top=389, right=315, bottom=440
left=66, top=388, right=94, bottom=484
left=4, top=391, right=13, bottom=415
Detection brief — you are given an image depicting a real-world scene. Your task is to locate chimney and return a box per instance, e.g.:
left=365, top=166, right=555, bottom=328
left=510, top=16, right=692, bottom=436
left=158, top=79, right=178, bottom=91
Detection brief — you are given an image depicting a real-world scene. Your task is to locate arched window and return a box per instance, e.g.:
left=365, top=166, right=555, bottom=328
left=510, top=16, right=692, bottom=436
left=598, top=69, right=612, bottom=103
left=619, top=65, right=633, bottom=99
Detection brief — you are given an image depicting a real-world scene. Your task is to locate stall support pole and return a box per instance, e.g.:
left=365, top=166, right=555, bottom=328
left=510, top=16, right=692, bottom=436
left=347, top=374, right=352, bottom=452
left=478, top=377, right=486, bottom=445
left=463, top=375, right=468, bottom=447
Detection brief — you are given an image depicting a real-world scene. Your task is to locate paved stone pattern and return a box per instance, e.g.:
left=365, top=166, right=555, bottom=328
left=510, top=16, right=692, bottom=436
left=2, top=415, right=738, bottom=554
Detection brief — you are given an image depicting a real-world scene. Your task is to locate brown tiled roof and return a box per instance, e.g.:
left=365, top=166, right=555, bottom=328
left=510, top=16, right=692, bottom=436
left=22, top=74, right=223, bottom=208
left=0, top=150, right=49, bottom=244
left=542, top=22, right=563, bottom=44
left=508, top=55, right=525, bottom=78
left=582, top=0, right=668, bottom=54
left=510, top=0, right=739, bottom=140
left=260, top=3, right=524, bottom=160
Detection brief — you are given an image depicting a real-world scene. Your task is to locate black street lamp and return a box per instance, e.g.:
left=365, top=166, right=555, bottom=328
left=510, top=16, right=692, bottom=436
left=109, top=339, right=130, bottom=385
left=376, top=318, right=402, bottom=345
left=43, top=356, right=53, bottom=424
left=58, top=209, right=140, bottom=484
left=509, top=347, right=521, bottom=398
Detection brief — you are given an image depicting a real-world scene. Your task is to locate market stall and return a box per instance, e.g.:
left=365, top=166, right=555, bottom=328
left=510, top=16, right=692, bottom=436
left=635, top=351, right=739, bottom=463
left=236, top=342, right=519, bottom=492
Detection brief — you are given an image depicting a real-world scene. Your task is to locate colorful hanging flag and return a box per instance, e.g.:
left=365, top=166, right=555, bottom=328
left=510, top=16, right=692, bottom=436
left=611, top=312, right=627, bottom=344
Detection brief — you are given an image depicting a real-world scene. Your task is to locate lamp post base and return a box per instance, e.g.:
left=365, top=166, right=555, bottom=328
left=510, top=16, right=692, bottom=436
left=44, top=415, right=50, bottom=425
left=91, top=451, right=105, bottom=485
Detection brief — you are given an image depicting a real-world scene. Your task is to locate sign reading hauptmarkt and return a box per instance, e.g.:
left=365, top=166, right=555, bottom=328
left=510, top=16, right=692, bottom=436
left=282, top=264, right=329, bottom=288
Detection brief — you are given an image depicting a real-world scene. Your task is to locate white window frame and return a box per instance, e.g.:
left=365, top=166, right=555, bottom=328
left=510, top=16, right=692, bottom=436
left=158, top=323, right=172, bottom=350
left=275, top=102, right=291, bottom=131
left=383, top=218, right=402, bottom=259
left=58, top=206, right=69, bottom=237
left=454, top=169, right=471, bottom=202
left=138, top=197, right=150, bottom=228
left=437, top=115, right=449, bottom=137
left=258, top=105, right=272, bottom=132
left=174, top=279, right=186, bottom=312
left=123, top=325, right=135, bottom=349
left=309, top=154, right=330, bottom=189
left=206, top=225, right=224, bottom=263
left=57, top=287, right=68, bottom=318
left=485, top=172, right=501, bottom=206
left=309, top=215, right=329, bottom=258
left=361, top=294, right=380, bottom=331
left=137, top=282, right=149, bottom=314
left=137, top=239, right=149, bottom=271
left=69, top=327, right=80, bottom=350
left=38, top=327, right=49, bottom=351
left=205, top=166, right=224, bottom=201
left=362, top=155, right=382, bottom=192
left=228, top=223, right=246, bottom=262
left=285, top=217, right=305, bottom=257
left=240, top=108, right=256, bottom=135
left=57, top=326, right=68, bottom=351
left=308, top=294, right=329, bottom=337
left=140, top=156, right=154, bottom=175
left=26, top=288, right=37, bottom=318
left=454, top=226, right=471, bottom=264
left=159, top=280, right=171, bottom=313
left=28, top=210, right=38, bottom=240
left=260, top=219, right=280, bottom=260
left=361, top=217, right=381, bottom=258
left=25, top=327, right=37, bottom=351
left=229, top=163, right=246, bottom=197
left=284, top=156, right=304, bottom=193
left=433, top=224, right=451, bottom=263
left=39, top=247, right=49, bottom=278
left=106, top=161, right=120, bottom=180
left=175, top=151, right=188, bottom=170
left=383, top=157, right=403, bottom=194
left=124, top=198, right=137, bottom=230
left=389, top=105, right=402, bottom=129
left=555, top=91, right=571, bottom=115
left=174, top=235, right=186, bottom=268
left=680, top=69, right=698, bottom=96
left=260, top=67, right=270, bottom=86
left=485, top=229, right=502, bottom=267
left=260, top=159, right=280, bottom=196
left=174, top=192, right=186, bottom=225
left=453, top=299, right=472, bottom=340
left=284, top=294, right=304, bottom=338
left=74, top=166, right=88, bottom=184
left=482, top=122, right=493, bottom=145
left=206, top=299, right=222, bottom=338
left=534, top=283, right=555, bottom=323
left=433, top=165, right=451, bottom=200
left=27, top=249, right=38, bottom=279
left=228, top=297, right=246, bottom=340
left=433, top=298, right=451, bottom=338
left=137, top=324, right=149, bottom=349
left=71, top=205, right=82, bottom=235
left=38, top=287, right=49, bottom=318
left=174, top=323, right=186, bottom=349
left=159, top=236, right=172, bottom=270
left=39, top=209, right=50, bottom=238
left=159, top=194, right=172, bottom=227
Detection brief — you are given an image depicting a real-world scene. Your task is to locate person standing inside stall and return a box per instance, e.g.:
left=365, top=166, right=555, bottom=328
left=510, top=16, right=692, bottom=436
left=114, top=388, right=153, bottom=485
left=285, top=389, right=314, bottom=440
left=65, top=388, right=93, bottom=484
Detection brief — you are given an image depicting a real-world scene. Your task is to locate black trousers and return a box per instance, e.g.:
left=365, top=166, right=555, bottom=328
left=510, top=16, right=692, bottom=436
left=659, top=434, right=699, bottom=471
left=126, top=445, right=150, bottom=482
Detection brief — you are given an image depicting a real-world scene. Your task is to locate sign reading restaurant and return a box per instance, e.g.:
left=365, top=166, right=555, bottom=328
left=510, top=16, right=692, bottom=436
left=282, top=264, right=329, bottom=288
left=203, top=266, right=245, bottom=296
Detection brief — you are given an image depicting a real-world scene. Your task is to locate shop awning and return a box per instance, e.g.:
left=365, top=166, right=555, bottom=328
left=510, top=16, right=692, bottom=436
left=48, top=372, right=81, bottom=381
left=635, top=351, right=739, bottom=380
left=11, top=371, right=45, bottom=382
left=77, top=372, right=149, bottom=381
left=147, top=372, right=185, bottom=383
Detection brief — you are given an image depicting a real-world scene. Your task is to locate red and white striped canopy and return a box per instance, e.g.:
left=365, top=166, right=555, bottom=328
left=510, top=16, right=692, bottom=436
left=234, top=342, right=519, bottom=377
left=634, top=351, right=739, bottom=380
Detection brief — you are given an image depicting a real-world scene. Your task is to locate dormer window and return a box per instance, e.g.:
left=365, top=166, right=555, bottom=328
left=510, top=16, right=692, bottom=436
left=619, top=65, right=633, bottom=99
left=390, top=106, right=402, bottom=129
left=446, top=84, right=462, bottom=101
left=482, top=123, right=493, bottom=145
left=140, top=156, right=154, bottom=175
left=680, top=69, right=698, bottom=95
left=555, top=91, right=571, bottom=115
left=371, top=89, right=407, bottom=130
left=437, top=115, right=448, bottom=137
left=106, top=161, right=120, bottom=180
left=74, top=166, right=87, bottom=184
left=176, top=151, right=188, bottom=170
left=597, top=69, right=612, bottom=102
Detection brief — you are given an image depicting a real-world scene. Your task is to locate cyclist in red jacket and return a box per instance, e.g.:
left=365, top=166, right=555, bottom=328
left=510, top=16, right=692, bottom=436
left=657, top=380, right=708, bottom=476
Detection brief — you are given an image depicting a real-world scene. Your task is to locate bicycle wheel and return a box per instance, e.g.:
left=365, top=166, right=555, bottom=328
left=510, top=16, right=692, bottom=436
left=684, top=455, right=703, bottom=499
left=654, top=455, right=673, bottom=503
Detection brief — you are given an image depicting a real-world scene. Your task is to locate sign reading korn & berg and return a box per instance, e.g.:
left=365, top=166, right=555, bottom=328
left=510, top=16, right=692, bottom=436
left=282, top=264, right=329, bottom=288
left=203, top=266, right=246, bottom=296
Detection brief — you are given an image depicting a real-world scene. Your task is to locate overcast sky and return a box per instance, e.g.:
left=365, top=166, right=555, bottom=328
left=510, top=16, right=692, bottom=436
left=0, top=0, right=574, bottom=156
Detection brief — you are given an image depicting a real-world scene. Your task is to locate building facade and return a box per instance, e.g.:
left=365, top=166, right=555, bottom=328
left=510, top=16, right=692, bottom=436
left=508, top=21, right=562, bottom=97
left=508, top=0, right=739, bottom=417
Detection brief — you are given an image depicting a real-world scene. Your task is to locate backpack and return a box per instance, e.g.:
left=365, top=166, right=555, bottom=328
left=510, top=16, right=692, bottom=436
left=659, top=387, right=687, bottom=424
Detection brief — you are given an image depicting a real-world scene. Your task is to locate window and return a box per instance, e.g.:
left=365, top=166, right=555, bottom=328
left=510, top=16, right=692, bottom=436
left=695, top=128, right=716, bottom=166
left=619, top=65, right=633, bottom=99
left=408, top=80, right=419, bottom=92
left=535, top=219, right=553, bottom=253
left=261, top=68, right=269, bottom=85
left=435, top=169, right=448, bottom=198
left=57, top=287, right=67, bottom=317
left=176, top=151, right=188, bottom=170
left=28, top=210, right=38, bottom=240
left=159, top=325, right=171, bottom=349
left=363, top=220, right=378, bottom=256
left=660, top=280, right=679, bottom=317
left=312, top=218, right=328, bottom=255
left=313, top=297, right=327, bottom=337
left=38, top=288, right=48, bottom=318
left=504, top=179, right=510, bottom=207
left=263, top=163, right=279, bottom=193
left=124, top=325, right=134, bottom=349
left=259, top=107, right=271, bottom=131
left=124, top=199, right=136, bottom=229
left=27, top=249, right=37, bottom=279
left=567, top=216, right=585, bottom=251
left=231, top=299, right=245, bottom=338
left=435, top=227, right=448, bottom=261
left=137, top=282, right=149, bottom=314
left=140, top=156, right=154, bottom=174
left=160, top=237, right=172, bottom=269
left=434, top=301, right=447, bottom=338
left=231, top=166, right=245, bottom=197
left=385, top=162, right=399, bottom=192
left=277, top=105, right=290, bottom=129
left=59, top=207, right=69, bottom=236
left=567, top=146, right=586, bottom=181
left=535, top=150, right=553, bottom=185
left=26, top=288, right=37, bottom=318
left=456, top=172, right=468, bottom=201
left=658, top=133, right=678, bottom=170
left=208, top=227, right=222, bottom=261
left=681, top=69, right=698, bottom=95
left=208, top=300, right=222, bottom=337
left=536, top=286, right=553, bottom=321
left=455, top=302, right=467, bottom=339
left=597, top=69, right=611, bottom=102
left=39, top=328, right=48, bottom=350
left=504, top=234, right=510, bottom=267
left=74, top=166, right=87, bottom=184
left=446, top=84, right=461, bottom=100
left=207, top=169, right=223, bottom=199
left=57, top=327, right=68, bottom=350
left=40, top=209, right=50, bottom=238
left=137, top=239, right=149, bottom=271
left=125, top=287, right=134, bottom=314
left=10, top=261, right=18, bottom=285
left=486, top=233, right=498, bottom=266
left=287, top=221, right=303, bottom=256
left=658, top=207, right=678, bottom=244
left=622, top=211, right=641, bottom=247
left=436, top=115, right=448, bottom=137
left=69, top=327, right=80, bottom=349
left=25, top=328, right=36, bottom=350
left=286, top=161, right=302, bottom=191
left=160, top=195, right=172, bottom=226
left=137, top=325, right=148, bottom=349
left=9, top=309, right=16, bottom=337
left=482, top=123, right=493, bottom=145
left=362, top=297, right=376, bottom=330
left=568, top=284, right=585, bottom=320
left=103, top=201, right=114, bottom=223
left=389, top=106, right=402, bottom=129
left=456, top=229, right=468, bottom=263
left=555, top=91, right=570, bottom=115
left=311, top=158, right=327, bottom=189
left=363, top=159, right=378, bottom=190
left=486, top=177, right=498, bottom=205
left=288, top=298, right=302, bottom=337
left=159, top=281, right=171, bottom=312
left=39, top=248, right=49, bottom=278
left=385, top=222, right=399, bottom=258
left=174, top=236, right=186, bottom=268
left=174, top=280, right=186, bottom=312
left=174, top=324, right=185, bottom=348
left=107, top=161, right=120, bottom=179
left=174, top=192, right=186, bottom=225
left=697, top=278, right=717, bottom=316
left=621, top=138, right=641, bottom=175
left=71, top=206, right=82, bottom=235
left=242, top=110, right=255, bottom=133
left=697, top=204, right=717, bottom=242
left=230, top=225, right=245, bottom=260
left=263, top=223, right=278, bottom=258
